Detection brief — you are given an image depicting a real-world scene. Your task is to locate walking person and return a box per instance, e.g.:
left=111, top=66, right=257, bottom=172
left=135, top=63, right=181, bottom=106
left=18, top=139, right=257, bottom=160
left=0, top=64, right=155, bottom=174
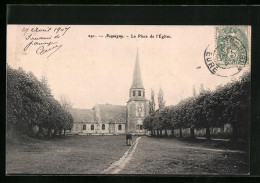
left=126, top=133, right=133, bottom=146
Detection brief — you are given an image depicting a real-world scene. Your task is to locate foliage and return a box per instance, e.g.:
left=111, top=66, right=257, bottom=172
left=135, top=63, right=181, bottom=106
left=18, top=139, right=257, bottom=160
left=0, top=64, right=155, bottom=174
left=144, top=72, right=250, bottom=139
left=6, top=65, right=74, bottom=138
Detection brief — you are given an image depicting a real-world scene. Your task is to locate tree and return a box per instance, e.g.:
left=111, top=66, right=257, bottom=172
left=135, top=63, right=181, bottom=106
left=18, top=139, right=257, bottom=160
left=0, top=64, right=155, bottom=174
left=40, top=74, right=52, bottom=97
left=143, top=115, right=154, bottom=136
left=189, top=85, right=197, bottom=138
left=200, top=84, right=205, bottom=93
left=6, top=65, right=74, bottom=139
left=159, top=107, right=171, bottom=137
left=192, top=85, right=197, bottom=97
left=141, top=71, right=250, bottom=141
left=193, top=92, right=212, bottom=140
left=149, top=89, right=156, bottom=114
left=158, top=88, right=166, bottom=109
left=221, top=72, right=250, bottom=140
left=59, top=95, right=73, bottom=110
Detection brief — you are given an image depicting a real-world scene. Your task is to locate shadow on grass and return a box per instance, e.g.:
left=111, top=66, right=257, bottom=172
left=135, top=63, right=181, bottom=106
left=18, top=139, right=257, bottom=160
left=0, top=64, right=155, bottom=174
left=147, top=135, right=249, bottom=152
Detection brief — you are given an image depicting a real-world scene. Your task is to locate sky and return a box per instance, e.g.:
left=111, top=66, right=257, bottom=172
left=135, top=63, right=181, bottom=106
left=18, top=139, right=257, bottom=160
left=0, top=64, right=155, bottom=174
left=7, top=25, right=251, bottom=109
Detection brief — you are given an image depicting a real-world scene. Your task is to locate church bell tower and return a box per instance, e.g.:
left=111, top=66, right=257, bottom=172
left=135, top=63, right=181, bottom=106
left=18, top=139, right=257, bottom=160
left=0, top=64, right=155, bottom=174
left=126, top=49, right=149, bottom=134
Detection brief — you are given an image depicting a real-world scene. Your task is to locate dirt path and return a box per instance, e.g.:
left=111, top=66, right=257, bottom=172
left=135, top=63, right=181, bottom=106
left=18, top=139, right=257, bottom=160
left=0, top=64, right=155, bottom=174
left=101, top=137, right=141, bottom=174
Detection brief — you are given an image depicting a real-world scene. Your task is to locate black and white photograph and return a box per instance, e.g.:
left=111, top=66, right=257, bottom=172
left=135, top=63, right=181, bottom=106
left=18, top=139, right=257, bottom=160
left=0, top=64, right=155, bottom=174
left=6, top=25, right=251, bottom=175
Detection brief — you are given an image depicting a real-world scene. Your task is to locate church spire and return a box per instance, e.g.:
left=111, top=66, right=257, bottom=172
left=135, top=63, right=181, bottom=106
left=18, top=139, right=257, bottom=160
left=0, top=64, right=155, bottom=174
left=131, top=49, right=144, bottom=89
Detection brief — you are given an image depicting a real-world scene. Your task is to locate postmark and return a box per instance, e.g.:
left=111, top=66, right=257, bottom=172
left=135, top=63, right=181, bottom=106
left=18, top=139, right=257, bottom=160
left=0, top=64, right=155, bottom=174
left=204, top=26, right=250, bottom=77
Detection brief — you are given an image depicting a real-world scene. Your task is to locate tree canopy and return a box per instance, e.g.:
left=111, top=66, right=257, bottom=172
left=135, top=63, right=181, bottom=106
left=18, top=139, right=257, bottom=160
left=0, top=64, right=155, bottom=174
left=143, top=72, right=250, bottom=140
left=6, top=65, right=74, bottom=138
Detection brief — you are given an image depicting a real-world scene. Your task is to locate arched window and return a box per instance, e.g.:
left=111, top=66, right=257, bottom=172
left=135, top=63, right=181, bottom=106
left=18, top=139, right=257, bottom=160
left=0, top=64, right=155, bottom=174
left=133, top=91, right=136, bottom=96
left=118, top=124, right=122, bottom=130
left=83, top=124, right=86, bottom=130
left=91, top=125, right=94, bottom=130
left=102, top=124, right=105, bottom=130
left=140, top=125, right=143, bottom=130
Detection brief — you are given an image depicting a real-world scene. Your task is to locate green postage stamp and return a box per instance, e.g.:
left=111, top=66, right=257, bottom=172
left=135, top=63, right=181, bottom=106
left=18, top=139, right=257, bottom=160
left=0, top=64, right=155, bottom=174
left=204, top=26, right=251, bottom=77
left=215, top=26, right=250, bottom=69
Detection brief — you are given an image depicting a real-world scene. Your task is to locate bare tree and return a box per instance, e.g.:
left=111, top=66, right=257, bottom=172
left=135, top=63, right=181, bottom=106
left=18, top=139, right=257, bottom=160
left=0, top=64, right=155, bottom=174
left=192, top=85, right=197, bottom=97
left=59, top=95, right=73, bottom=110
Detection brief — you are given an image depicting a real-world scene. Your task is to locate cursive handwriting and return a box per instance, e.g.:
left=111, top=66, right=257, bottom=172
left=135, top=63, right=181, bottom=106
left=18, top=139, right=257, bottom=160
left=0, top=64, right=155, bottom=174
left=21, top=26, right=71, bottom=58
left=24, top=40, right=58, bottom=51
left=25, top=34, right=52, bottom=41
left=36, top=45, right=63, bottom=58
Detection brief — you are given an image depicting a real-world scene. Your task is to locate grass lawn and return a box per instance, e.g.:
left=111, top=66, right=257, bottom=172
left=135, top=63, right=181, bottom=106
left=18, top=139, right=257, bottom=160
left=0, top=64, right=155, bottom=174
left=6, top=135, right=136, bottom=174
left=6, top=135, right=249, bottom=175
left=120, top=136, right=249, bottom=175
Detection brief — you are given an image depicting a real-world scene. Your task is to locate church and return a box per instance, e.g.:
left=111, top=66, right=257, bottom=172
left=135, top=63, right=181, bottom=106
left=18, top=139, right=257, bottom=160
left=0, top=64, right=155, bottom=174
left=69, top=51, right=149, bottom=135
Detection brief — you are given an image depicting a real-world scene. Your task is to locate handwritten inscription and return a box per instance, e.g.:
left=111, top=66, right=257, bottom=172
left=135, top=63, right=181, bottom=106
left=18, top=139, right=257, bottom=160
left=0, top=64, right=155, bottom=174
left=21, top=26, right=71, bottom=58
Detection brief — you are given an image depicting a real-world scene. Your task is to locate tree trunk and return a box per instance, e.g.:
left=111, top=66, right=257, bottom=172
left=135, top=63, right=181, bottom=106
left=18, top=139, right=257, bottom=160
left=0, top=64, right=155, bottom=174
left=26, top=125, right=33, bottom=137
left=232, top=123, right=238, bottom=141
left=38, top=125, right=43, bottom=135
left=160, top=129, right=163, bottom=136
left=59, top=129, right=62, bottom=137
left=48, top=128, right=52, bottom=138
left=165, top=128, right=168, bottom=137
left=206, top=127, right=211, bottom=140
left=171, top=127, right=174, bottom=137
left=54, top=129, right=58, bottom=137
left=179, top=128, right=182, bottom=138
left=63, top=129, right=66, bottom=136
left=157, top=130, right=159, bottom=136
left=190, top=127, right=195, bottom=138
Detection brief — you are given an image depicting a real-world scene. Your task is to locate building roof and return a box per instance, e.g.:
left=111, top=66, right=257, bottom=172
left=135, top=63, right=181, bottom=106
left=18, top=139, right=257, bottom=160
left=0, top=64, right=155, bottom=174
left=95, top=104, right=126, bottom=124
left=68, top=104, right=126, bottom=124
left=68, top=108, right=96, bottom=122
left=131, top=49, right=144, bottom=89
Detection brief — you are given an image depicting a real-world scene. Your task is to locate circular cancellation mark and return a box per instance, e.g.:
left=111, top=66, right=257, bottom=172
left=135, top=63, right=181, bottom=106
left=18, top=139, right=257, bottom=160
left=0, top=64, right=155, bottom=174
left=204, top=37, right=248, bottom=77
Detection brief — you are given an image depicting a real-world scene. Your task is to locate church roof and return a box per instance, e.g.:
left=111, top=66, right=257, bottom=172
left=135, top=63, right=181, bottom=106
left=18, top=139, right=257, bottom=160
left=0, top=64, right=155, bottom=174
left=131, top=49, right=144, bottom=89
left=95, top=104, right=126, bottom=124
left=68, top=108, right=96, bottom=122
left=68, top=104, right=126, bottom=124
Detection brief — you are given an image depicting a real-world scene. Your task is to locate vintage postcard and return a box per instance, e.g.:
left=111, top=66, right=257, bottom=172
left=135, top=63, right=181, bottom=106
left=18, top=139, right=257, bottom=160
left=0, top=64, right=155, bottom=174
left=6, top=25, right=251, bottom=174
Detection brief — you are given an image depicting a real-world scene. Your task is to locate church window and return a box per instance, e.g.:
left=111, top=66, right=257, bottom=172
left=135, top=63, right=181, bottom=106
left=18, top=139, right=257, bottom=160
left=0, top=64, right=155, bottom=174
left=133, top=91, right=136, bottom=96
left=102, top=124, right=105, bottom=130
left=140, top=125, right=143, bottom=130
left=91, top=125, right=94, bottom=130
left=118, top=124, right=122, bottom=130
left=138, top=90, right=141, bottom=96
left=83, top=124, right=86, bottom=130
